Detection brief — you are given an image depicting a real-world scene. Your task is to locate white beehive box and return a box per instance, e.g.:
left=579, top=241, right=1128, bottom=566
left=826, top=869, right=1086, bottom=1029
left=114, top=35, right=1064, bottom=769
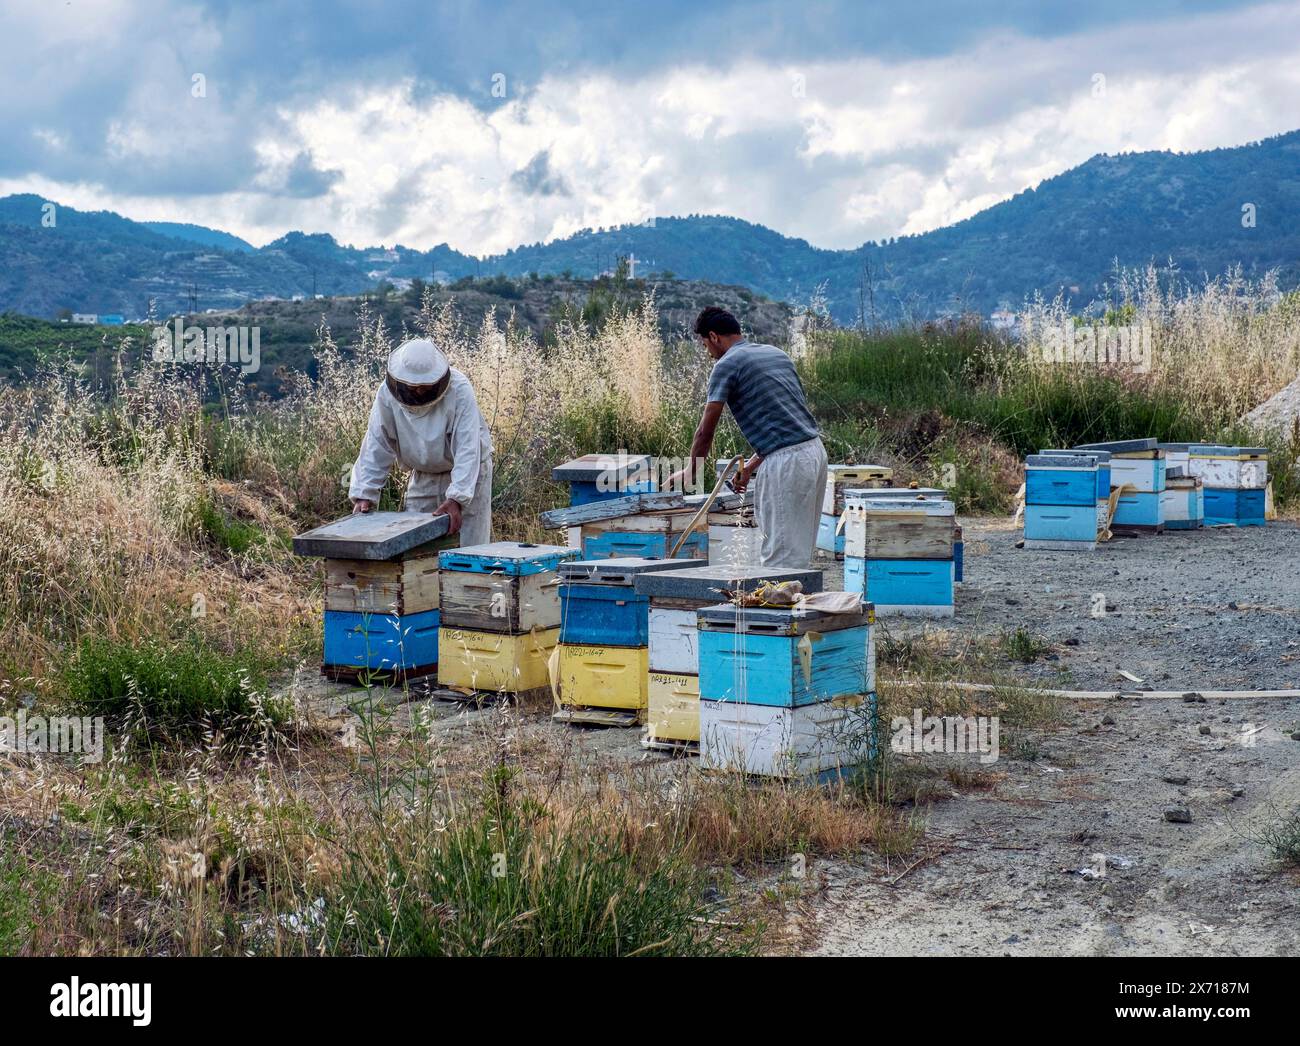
left=699, top=695, right=874, bottom=777
left=1188, top=446, right=1268, bottom=490
left=842, top=497, right=955, bottom=559
left=648, top=606, right=702, bottom=675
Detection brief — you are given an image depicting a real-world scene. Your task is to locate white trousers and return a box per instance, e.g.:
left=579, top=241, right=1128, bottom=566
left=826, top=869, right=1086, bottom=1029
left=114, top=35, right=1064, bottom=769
left=404, top=455, right=494, bottom=547
left=753, top=437, right=828, bottom=570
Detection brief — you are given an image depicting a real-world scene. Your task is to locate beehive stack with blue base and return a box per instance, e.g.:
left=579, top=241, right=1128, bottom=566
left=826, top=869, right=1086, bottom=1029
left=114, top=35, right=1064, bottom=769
left=632, top=565, right=825, bottom=750
left=816, top=464, right=892, bottom=557
left=292, top=511, right=456, bottom=685
left=553, top=453, right=655, bottom=548
left=1078, top=439, right=1166, bottom=534
left=437, top=542, right=577, bottom=696
left=696, top=602, right=876, bottom=779
left=841, top=487, right=960, bottom=579
left=1036, top=448, right=1112, bottom=536
left=1023, top=452, right=1101, bottom=550
left=841, top=494, right=956, bottom=616
left=1188, top=445, right=1267, bottom=526
left=552, top=558, right=685, bottom=727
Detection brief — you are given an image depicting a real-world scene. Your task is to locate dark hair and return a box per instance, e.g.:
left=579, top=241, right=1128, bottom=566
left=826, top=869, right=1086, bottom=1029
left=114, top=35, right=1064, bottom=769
left=694, top=307, right=741, bottom=338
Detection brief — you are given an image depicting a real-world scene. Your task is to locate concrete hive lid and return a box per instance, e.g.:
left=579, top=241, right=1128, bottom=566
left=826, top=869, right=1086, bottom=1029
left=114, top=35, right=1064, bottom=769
left=694, top=601, right=872, bottom=635
left=292, top=511, right=451, bottom=561
left=632, top=565, right=824, bottom=601
left=551, top=453, right=653, bottom=484
left=557, top=557, right=688, bottom=585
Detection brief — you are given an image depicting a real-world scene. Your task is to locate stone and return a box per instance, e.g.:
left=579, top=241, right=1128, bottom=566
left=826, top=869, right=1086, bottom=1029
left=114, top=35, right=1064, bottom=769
left=1163, top=805, right=1193, bottom=824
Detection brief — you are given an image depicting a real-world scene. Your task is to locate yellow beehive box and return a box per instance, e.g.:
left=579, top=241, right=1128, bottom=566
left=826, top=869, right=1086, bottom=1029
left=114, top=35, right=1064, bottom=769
left=647, top=671, right=700, bottom=743
left=438, top=626, right=559, bottom=693
left=557, top=643, right=649, bottom=711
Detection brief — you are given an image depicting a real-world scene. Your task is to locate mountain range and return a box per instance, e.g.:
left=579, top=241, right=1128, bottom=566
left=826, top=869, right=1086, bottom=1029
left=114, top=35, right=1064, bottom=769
left=2, top=130, right=1298, bottom=324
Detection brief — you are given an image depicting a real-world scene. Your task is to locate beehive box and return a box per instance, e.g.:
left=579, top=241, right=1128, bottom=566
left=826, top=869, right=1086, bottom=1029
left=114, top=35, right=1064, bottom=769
left=815, top=512, right=846, bottom=556
left=553, top=453, right=655, bottom=506
left=647, top=671, right=701, bottom=744
left=437, top=625, right=558, bottom=692
left=1112, top=490, right=1163, bottom=530
left=557, top=558, right=681, bottom=647
left=439, top=570, right=561, bottom=633
left=844, top=557, right=955, bottom=616
left=696, top=603, right=874, bottom=706
left=1105, top=450, right=1167, bottom=493
left=1204, top=488, right=1266, bottom=526
left=579, top=510, right=707, bottom=560
left=324, top=551, right=440, bottom=615
left=822, top=464, right=893, bottom=515
left=1025, top=453, right=1098, bottom=506
left=633, top=564, right=824, bottom=605
left=1188, top=446, right=1268, bottom=490
left=293, top=510, right=452, bottom=560
left=842, top=496, right=955, bottom=559
left=323, top=609, right=440, bottom=679
left=556, top=643, right=649, bottom=712
left=1022, top=505, right=1098, bottom=548
left=700, top=692, right=876, bottom=778
left=1161, top=477, right=1204, bottom=530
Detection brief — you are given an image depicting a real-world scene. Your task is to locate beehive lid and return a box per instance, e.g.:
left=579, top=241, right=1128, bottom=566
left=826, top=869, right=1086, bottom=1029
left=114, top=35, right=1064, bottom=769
left=828, top=463, right=892, bottom=478
left=1040, top=447, right=1111, bottom=463
left=552, top=453, right=653, bottom=484
left=695, top=601, right=872, bottom=635
left=1026, top=453, right=1097, bottom=469
left=539, top=491, right=688, bottom=529
left=557, top=558, right=687, bottom=585
left=844, top=486, right=946, bottom=500
left=1075, top=438, right=1157, bottom=453
left=292, top=511, right=451, bottom=561
left=633, top=565, right=824, bottom=601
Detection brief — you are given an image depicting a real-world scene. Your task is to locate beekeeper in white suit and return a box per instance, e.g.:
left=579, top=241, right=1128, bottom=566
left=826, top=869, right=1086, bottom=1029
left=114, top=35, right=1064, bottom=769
left=349, top=338, right=494, bottom=544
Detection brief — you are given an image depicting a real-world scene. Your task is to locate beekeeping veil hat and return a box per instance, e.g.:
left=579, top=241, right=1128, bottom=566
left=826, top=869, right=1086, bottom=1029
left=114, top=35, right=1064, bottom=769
left=386, top=338, right=451, bottom=412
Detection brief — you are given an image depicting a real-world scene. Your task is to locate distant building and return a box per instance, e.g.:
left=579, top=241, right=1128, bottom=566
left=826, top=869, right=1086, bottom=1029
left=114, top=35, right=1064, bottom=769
left=367, top=249, right=399, bottom=263
left=390, top=278, right=414, bottom=292
left=71, top=313, right=97, bottom=324
left=990, top=309, right=1017, bottom=331
left=99, top=314, right=125, bottom=325
left=291, top=294, right=305, bottom=301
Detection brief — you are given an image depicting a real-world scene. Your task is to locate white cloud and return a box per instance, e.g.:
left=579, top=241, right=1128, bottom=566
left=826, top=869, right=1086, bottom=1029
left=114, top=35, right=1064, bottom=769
left=4, top=1, right=1299, bottom=251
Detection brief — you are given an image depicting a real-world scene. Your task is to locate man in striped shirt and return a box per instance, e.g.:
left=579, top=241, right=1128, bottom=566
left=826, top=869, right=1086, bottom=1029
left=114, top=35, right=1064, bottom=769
left=670, top=307, right=828, bottom=569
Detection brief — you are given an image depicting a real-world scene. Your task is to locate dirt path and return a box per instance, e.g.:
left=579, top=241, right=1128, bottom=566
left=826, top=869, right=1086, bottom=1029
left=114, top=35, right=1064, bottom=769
left=800, top=691, right=1300, bottom=955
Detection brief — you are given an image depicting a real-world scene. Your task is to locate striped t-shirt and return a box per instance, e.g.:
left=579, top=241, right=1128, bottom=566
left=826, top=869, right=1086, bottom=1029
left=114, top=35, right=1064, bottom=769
left=706, top=340, right=821, bottom=456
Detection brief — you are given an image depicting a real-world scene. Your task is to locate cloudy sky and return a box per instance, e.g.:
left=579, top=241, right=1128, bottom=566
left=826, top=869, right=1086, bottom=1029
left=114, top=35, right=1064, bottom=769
left=2, top=0, right=1298, bottom=253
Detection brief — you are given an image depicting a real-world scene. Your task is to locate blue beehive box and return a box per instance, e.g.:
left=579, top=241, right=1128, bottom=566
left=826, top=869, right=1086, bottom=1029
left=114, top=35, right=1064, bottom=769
left=1112, top=490, right=1163, bottom=528
left=1204, top=488, right=1265, bottom=526
left=816, top=512, right=846, bottom=555
left=1024, top=504, right=1099, bottom=543
left=556, top=558, right=682, bottom=646
left=581, top=529, right=708, bottom=560
left=696, top=604, right=873, bottom=707
left=554, top=454, right=656, bottom=506
left=1026, top=454, right=1098, bottom=506
left=323, top=608, right=440, bottom=673
left=439, top=542, right=577, bottom=576
left=844, top=557, right=954, bottom=614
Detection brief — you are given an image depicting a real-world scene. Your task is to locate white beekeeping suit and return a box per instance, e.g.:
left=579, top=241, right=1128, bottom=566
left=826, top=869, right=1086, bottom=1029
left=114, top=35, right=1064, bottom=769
left=348, top=338, right=495, bottom=546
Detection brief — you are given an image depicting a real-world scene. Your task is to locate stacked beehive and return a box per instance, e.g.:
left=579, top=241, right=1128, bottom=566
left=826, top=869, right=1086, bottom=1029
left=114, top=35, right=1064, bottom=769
left=842, top=494, right=957, bottom=616
left=840, top=486, right=961, bottom=580
left=292, top=511, right=455, bottom=684
left=695, top=602, right=877, bottom=779
left=1023, top=452, right=1102, bottom=550
left=1188, top=445, right=1268, bottom=526
left=552, top=453, right=655, bottom=549
left=816, top=464, right=893, bottom=557
left=552, top=558, right=683, bottom=725
left=631, top=565, right=824, bottom=749
left=1078, top=439, right=1166, bottom=533
left=1157, top=443, right=1204, bottom=530
left=438, top=542, right=577, bottom=695
left=1035, top=448, right=1112, bottom=538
